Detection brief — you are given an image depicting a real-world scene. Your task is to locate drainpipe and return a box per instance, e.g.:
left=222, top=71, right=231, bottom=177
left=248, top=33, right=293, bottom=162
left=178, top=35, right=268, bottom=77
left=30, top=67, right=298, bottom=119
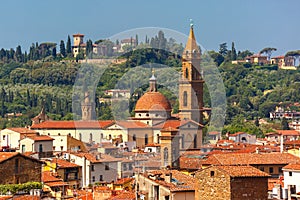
left=280, top=134, right=284, bottom=153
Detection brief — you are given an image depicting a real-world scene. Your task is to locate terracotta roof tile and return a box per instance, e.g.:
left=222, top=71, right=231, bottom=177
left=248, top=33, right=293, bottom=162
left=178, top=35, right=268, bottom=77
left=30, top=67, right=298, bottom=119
left=145, top=170, right=195, bottom=192
left=276, top=130, right=300, bottom=136
left=6, top=128, right=37, bottom=134
left=27, top=135, right=54, bottom=141
left=109, top=191, right=135, bottom=200
left=72, top=152, right=120, bottom=163
left=283, top=163, right=300, bottom=171
left=211, top=152, right=299, bottom=165
left=31, top=120, right=114, bottom=129
left=215, top=165, right=270, bottom=177
left=114, top=178, right=134, bottom=185
left=0, top=152, right=18, bottom=163
left=135, top=92, right=171, bottom=111
left=116, top=121, right=149, bottom=129
left=50, top=158, right=80, bottom=168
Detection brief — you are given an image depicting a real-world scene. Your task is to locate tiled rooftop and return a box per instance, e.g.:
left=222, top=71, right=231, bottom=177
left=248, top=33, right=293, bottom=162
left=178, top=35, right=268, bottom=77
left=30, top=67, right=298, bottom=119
left=50, top=158, right=80, bottom=168
left=215, top=165, right=270, bottom=177
left=145, top=170, right=196, bottom=192
left=283, top=163, right=300, bottom=171
left=31, top=120, right=114, bottom=129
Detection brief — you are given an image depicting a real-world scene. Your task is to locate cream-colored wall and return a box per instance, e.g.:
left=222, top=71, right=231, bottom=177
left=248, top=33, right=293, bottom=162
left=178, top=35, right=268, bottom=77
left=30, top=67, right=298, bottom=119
left=33, top=140, right=53, bottom=152
left=19, top=138, right=53, bottom=153
left=0, top=129, right=20, bottom=149
left=173, top=191, right=195, bottom=200
left=19, top=138, right=34, bottom=152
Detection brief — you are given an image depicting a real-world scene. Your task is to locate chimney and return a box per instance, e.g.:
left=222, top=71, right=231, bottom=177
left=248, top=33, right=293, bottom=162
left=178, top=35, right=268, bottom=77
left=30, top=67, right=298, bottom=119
left=165, top=172, right=172, bottom=183
left=255, top=147, right=259, bottom=154
left=280, top=134, right=284, bottom=153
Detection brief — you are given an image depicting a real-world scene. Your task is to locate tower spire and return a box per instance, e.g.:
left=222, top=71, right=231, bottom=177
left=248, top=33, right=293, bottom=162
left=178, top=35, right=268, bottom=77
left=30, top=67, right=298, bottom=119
left=149, top=68, right=157, bottom=92
left=183, top=20, right=200, bottom=60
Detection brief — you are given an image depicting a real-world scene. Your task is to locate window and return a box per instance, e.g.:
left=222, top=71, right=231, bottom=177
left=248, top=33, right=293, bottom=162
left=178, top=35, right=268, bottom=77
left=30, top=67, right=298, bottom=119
left=15, top=158, right=19, bottom=173
left=279, top=167, right=283, bottom=173
left=39, top=144, right=43, bottom=152
left=48, top=133, right=50, bottom=136
left=91, top=165, right=95, bottom=171
left=123, top=164, right=127, bottom=171
left=260, top=167, right=264, bottom=172
left=2, top=135, right=5, bottom=140
left=181, top=135, right=185, bottom=148
left=145, top=134, right=148, bottom=145
left=183, top=91, right=187, bottom=106
left=289, top=171, right=292, bottom=176
left=101, top=133, right=103, bottom=139
left=105, top=164, right=109, bottom=170
left=92, top=176, right=95, bottom=182
left=185, top=68, right=189, bottom=79
left=163, top=147, right=168, bottom=166
left=269, top=167, right=274, bottom=174
left=90, top=133, right=93, bottom=141
left=58, top=133, right=61, bottom=136
left=133, top=134, right=136, bottom=141
left=129, top=164, right=133, bottom=170
left=99, top=175, right=103, bottom=181
left=210, top=171, right=215, bottom=177
left=52, top=146, right=56, bottom=151
left=79, top=133, right=82, bottom=141
left=21, top=145, right=25, bottom=153
left=60, top=146, right=63, bottom=151
left=193, top=134, right=197, bottom=148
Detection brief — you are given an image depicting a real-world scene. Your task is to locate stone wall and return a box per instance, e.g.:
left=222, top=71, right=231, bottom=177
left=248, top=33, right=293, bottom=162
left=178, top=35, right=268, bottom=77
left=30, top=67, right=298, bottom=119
left=195, top=167, right=231, bottom=200
left=0, top=155, right=42, bottom=184
left=231, top=177, right=268, bottom=200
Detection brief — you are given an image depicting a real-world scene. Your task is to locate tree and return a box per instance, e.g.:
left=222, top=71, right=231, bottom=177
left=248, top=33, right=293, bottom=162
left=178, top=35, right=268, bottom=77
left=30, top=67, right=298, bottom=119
left=52, top=47, right=57, bottom=58
left=60, top=40, right=66, bottom=57
left=207, top=51, right=224, bottom=66
left=260, top=47, right=277, bottom=61
left=15, top=45, right=23, bottom=62
left=135, top=34, right=138, bottom=46
left=86, top=39, right=93, bottom=58
left=219, top=43, right=228, bottom=56
left=285, top=50, right=300, bottom=66
left=281, top=117, right=289, bottom=130
left=231, top=42, right=237, bottom=60
left=66, top=35, right=72, bottom=55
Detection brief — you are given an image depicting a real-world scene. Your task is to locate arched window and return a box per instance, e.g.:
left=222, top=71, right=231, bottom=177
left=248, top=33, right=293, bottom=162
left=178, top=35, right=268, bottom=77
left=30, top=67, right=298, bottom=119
left=79, top=133, right=82, bottom=141
left=157, top=134, right=160, bottom=143
left=183, top=91, right=187, bottom=106
left=164, top=147, right=168, bottom=166
left=193, top=134, right=197, bottom=148
left=133, top=134, right=136, bottom=141
left=145, top=134, right=148, bottom=145
left=181, top=134, right=185, bottom=149
left=185, top=68, right=189, bottom=79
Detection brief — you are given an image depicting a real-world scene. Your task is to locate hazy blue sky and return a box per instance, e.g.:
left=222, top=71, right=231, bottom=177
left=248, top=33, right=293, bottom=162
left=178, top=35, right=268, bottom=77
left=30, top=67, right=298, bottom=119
left=1, top=0, right=299, bottom=55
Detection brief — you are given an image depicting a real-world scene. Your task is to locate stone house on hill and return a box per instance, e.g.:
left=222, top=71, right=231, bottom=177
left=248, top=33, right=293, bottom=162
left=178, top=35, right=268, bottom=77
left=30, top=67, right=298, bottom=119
left=195, top=165, right=269, bottom=200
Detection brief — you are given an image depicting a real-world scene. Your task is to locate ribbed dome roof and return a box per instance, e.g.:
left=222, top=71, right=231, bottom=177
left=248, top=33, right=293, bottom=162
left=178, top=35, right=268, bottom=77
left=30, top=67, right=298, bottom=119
left=135, top=92, right=172, bottom=111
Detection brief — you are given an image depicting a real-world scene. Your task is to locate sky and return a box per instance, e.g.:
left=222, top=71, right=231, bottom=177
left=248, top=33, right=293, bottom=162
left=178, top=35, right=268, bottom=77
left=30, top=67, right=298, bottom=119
left=0, top=0, right=299, bottom=56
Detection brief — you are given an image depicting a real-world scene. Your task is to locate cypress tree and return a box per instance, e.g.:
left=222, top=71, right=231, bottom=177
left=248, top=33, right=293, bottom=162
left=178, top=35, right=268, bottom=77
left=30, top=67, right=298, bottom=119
left=60, top=40, right=66, bottom=57
left=66, top=35, right=72, bottom=55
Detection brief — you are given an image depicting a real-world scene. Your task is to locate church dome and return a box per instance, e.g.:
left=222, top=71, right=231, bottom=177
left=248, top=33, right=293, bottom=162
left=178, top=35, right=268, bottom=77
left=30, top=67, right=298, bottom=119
left=135, top=92, right=172, bottom=112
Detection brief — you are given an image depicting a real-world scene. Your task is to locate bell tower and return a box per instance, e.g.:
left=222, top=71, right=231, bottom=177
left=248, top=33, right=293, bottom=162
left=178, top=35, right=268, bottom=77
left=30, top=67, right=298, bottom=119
left=81, top=91, right=94, bottom=121
left=179, top=21, right=204, bottom=124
